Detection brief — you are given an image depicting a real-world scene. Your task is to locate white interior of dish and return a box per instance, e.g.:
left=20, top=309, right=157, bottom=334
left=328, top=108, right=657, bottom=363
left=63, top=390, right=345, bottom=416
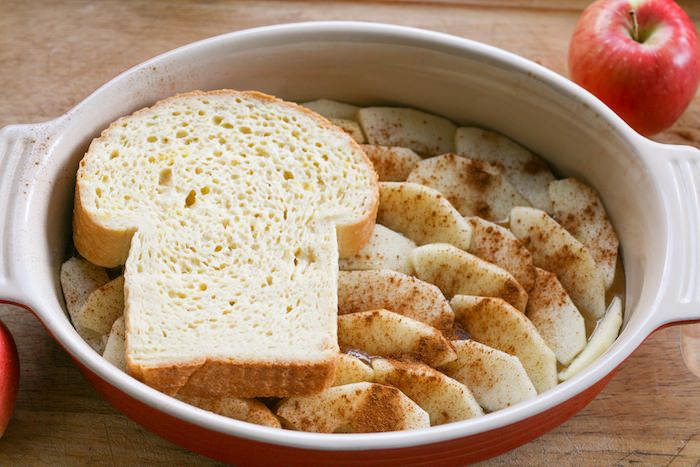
left=10, top=23, right=671, bottom=450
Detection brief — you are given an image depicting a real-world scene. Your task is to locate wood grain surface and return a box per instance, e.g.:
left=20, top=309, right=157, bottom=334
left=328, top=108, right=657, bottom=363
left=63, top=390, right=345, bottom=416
left=2, top=0, right=700, bottom=465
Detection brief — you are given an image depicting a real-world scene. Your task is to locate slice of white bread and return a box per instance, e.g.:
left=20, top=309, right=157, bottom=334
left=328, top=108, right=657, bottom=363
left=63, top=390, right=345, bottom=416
left=455, top=127, right=555, bottom=211
left=410, top=243, right=528, bottom=312
left=358, top=107, right=456, bottom=156
left=549, top=178, right=619, bottom=289
left=276, top=382, right=430, bottom=432
left=361, top=145, right=422, bottom=182
left=372, top=358, right=483, bottom=425
left=338, top=269, right=454, bottom=334
left=510, top=207, right=605, bottom=319
left=526, top=268, right=586, bottom=365
left=338, top=310, right=456, bottom=367
left=450, top=295, right=557, bottom=393
left=338, top=224, right=416, bottom=275
left=440, top=340, right=537, bottom=412
left=60, top=257, right=110, bottom=352
left=378, top=182, right=472, bottom=252
left=333, top=353, right=375, bottom=386
left=73, top=90, right=379, bottom=398
left=176, top=394, right=281, bottom=428
left=407, top=154, right=530, bottom=221
left=466, top=216, right=535, bottom=291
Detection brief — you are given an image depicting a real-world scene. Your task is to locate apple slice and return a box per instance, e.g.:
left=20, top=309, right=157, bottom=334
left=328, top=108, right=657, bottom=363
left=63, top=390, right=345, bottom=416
left=466, top=216, right=535, bottom=291
left=276, top=382, right=430, bottom=432
left=454, top=127, right=555, bottom=211
left=440, top=340, right=537, bottom=412
left=339, top=224, right=416, bottom=275
left=178, top=394, right=281, bottom=428
left=103, top=316, right=126, bottom=371
left=75, top=276, right=124, bottom=337
left=407, top=154, right=530, bottom=221
left=410, top=243, right=527, bottom=312
left=559, top=297, right=623, bottom=381
left=361, top=145, right=422, bottom=182
left=0, top=320, right=19, bottom=438
left=333, top=353, right=375, bottom=386
left=549, top=178, right=619, bottom=289
left=371, top=358, right=483, bottom=425
left=526, top=268, right=586, bottom=366
left=378, top=182, right=472, bottom=252
left=330, top=118, right=366, bottom=143
left=358, top=107, right=456, bottom=156
left=451, top=295, right=557, bottom=393
left=338, top=309, right=456, bottom=367
left=510, top=207, right=606, bottom=319
left=302, top=99, right=359, bottom=119
left=338, top=269, right=454, bottom=334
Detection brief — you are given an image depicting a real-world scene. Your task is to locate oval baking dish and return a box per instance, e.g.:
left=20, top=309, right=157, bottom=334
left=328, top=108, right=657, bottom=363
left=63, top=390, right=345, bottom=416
left=1, top=22, right=699, bottom=466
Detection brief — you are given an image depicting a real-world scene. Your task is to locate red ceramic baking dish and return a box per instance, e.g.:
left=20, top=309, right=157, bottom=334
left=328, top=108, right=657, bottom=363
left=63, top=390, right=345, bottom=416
left=1, top=22, right=699, bottom=466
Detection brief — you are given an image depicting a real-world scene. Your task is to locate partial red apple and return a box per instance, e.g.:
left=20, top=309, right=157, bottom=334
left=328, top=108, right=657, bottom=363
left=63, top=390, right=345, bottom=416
left=569, top=0, right=700, bottom=136
left=0, top=320, right=19, bottom=438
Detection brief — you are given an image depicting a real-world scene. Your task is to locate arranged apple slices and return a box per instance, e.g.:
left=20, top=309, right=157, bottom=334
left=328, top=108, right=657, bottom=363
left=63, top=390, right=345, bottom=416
left=330, top=118, right=366, bottom=143
left=277, top=382, right=430, bottom=433
left=372, top=358, right=484, bottom=425
left=451, top=295, right=558, bottom=393
left=358, top=107, right=456, bottom=156
left=338, top=269, right=455, bottom=334
left=103, top=316, right=126, bottom=371
left=339, top=224, right=416, bottom=275
left=549, top=178, right=619, bottom=289
left=466, top=216, right=536, bottom=291
left=526, top=268, right=586, bottom=366
left=510, top=207, right=606, bottom=319
left=177, top=395, right=281, bottom=428
left=455, top=127, right=555, bottom=211
left=378, top=182, right=473, bottom=252
left=76, top=276, right=125, bottom=337
left=333, top=353, right=375, bottom=386
left=301, top=99, right=360, bottom=119
left=407, top=153, right=530, bottom=221
left=361, top=145, right=422, bottom=182
left=411, top=243, right=528, bottom=312
left=441, top=340, right=537, bottom=412
left=338, top=310, right=457, bottom=367
left=559, top=297, right=623, bottom=381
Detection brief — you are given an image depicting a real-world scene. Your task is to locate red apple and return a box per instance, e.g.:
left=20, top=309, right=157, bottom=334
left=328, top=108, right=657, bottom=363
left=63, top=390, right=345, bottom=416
left=569, top=0, right=700, bottom=136
left=0, top=320, right=18, bottom=438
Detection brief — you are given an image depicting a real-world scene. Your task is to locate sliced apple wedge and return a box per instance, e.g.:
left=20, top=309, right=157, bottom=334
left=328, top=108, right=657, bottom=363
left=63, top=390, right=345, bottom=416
left=455, top=127, right=555, bottom=211
left=338, top=270, right=454, bottom=334
left=549, top=178, right=619, bottom=289
left=103, top=316, right=126, bottom=371
left=276, top=382, right=430, bottom=432
left=378, top=182, right=472, bottom=252
left=334, top=353, right=375, bottom=386
left=371, top=358, right=483, bottom=425
left=467, top=216, right=535, bottom=291
left=178, top=394, right=281, bottom=428
left=451, top=295, right=557, bottom=393
left=526, top=268, right=586, bottom=365
left=510, top=207, right=606, bottom=319
left=407, top=154, right=530, bottom=221
left=76, top=276, right=124, bottom=337
left=358, top=107, right=456, bottom=156
left=441, top=340, right=537, bottom=412
left=410, top=243, right=527, bottom=312
left=559, top=297, right=623, bottom=381
left=330, top=118, right=366, bottom=143
left=339, top=224, right=416, bottom=275
left=361, top=145, right=422, bottom=181
left=338, top=309, right=456, bottom=367
left=302, top=99, right=359, bottom=119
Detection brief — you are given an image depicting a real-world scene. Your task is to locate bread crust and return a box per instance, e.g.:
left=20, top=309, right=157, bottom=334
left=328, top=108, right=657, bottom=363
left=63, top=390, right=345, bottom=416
left=74, top=90, right=378, bottom=398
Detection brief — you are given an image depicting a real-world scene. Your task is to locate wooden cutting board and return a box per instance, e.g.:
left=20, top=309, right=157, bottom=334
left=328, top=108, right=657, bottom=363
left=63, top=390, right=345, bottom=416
left=1, top=0, right=700, bottom=465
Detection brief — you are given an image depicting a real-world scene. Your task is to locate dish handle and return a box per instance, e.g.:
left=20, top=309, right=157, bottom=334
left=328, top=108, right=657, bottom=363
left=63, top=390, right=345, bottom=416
left=0, top=123, right=45, bottom=307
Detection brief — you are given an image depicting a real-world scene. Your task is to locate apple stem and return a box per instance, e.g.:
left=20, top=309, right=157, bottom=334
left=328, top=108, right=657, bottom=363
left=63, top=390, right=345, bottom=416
left=629, top=9, right=639, bottom=42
